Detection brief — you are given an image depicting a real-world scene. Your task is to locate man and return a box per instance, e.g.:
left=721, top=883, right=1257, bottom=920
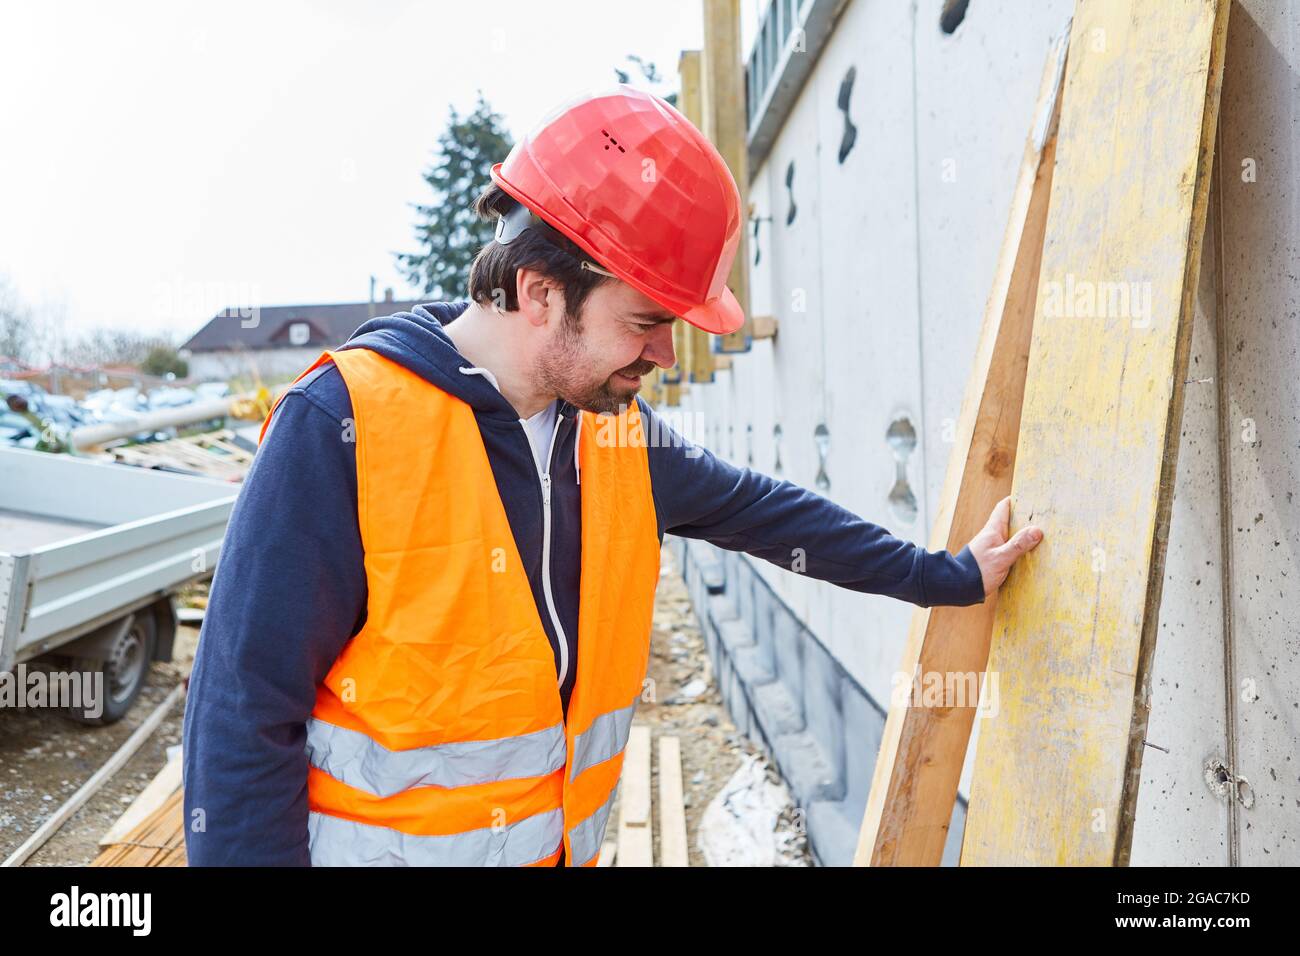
left=182, top=87, right=1042, bottom=867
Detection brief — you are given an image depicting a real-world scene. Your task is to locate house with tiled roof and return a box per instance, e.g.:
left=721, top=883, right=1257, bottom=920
left=179, top=290, right=423, bottom=382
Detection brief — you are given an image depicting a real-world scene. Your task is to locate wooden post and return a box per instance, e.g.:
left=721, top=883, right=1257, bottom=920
left=701, top=0, right=752, bottom=353
left=679, top=49, right=716, bottom=384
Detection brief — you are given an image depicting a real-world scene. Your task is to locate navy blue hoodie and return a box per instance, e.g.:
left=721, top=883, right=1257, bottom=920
left=181, top=301, right=986, bottom=866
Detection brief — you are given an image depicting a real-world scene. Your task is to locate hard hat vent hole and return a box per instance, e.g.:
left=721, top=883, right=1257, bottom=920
left=600, top=129, right=627, bottom=154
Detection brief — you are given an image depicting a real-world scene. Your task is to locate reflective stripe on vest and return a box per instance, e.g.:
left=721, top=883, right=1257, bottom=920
left=262, top=346, right=661, bottom=866
left=570, top=695, right=639, bottom=782
left=306, top=717, right=567, bottom=797
left=306, top=808, right=564, bottom=867
left=569, top=783, right=620, bottom=866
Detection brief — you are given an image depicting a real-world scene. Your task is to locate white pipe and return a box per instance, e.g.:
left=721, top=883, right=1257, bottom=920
left=69, top=387, right=283, bottom=450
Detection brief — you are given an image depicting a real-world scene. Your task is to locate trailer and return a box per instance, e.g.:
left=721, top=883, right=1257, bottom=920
left=0, top=447, right=236, bottom=723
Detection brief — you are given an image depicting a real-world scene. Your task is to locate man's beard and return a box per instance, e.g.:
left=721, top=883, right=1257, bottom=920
left=536, top=326, right=654, bottom=416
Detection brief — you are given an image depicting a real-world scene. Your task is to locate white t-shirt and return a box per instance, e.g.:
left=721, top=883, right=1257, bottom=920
left=520, top=399, right=559, bottom=476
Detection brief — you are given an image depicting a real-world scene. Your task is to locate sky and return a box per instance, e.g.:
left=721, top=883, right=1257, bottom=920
left=0, top=0, right=760, bottom=347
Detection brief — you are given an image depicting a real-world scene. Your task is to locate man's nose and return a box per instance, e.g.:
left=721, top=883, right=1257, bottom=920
left=645, top=322, right=677, bottom=370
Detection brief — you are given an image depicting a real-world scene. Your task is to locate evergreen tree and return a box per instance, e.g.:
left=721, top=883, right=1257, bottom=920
left=395, top=91, right=514, bottom=299
left=615, top=55, right=678, bottom=108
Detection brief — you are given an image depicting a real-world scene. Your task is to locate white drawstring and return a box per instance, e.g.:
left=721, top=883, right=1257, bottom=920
left=574, top=412, right=582, bottom=486
left=458, top=365, right=501, bottom=391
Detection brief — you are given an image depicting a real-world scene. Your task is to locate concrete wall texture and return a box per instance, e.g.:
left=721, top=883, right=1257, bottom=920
left=660, top=0, right=1298, bottom=866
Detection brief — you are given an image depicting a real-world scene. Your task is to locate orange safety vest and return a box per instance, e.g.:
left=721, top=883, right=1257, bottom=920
left=258, top=346, right=661, bottom=866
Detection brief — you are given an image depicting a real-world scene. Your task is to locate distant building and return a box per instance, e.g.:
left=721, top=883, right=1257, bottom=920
left=179, top=290, right=423, bottom=382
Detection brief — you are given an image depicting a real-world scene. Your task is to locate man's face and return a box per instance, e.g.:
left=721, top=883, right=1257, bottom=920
left=535, top=280, right=679, bottom=415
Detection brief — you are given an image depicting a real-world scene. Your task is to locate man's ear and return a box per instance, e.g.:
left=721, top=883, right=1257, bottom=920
left=516, top=269, right=562, bottom=330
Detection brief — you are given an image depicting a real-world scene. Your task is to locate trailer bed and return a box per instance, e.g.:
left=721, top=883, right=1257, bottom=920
left=1, top=447, right=238, bottom=671
left=0, top=507, right=105, bottom=552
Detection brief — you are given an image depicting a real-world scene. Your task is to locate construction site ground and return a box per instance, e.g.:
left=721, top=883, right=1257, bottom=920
left=0, top=625, right=195, bottom=866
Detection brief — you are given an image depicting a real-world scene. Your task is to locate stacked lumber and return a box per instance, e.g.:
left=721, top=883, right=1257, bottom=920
left=91, top=786, right=186, bottom=867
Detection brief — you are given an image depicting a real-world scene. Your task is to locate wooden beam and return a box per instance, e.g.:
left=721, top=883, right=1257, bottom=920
left=750, top=315, right=778, bottom=340
left=701, top=0, right=752, bottom=353
left=617, top=723, right=654, bottom=866
left=854, top=33, right=1068, bottom=867
left=657, top=736, right=690, bottom=866
left=679, top=49, right=716, bottom=384
left=960, top=0, right=1230, bottom=866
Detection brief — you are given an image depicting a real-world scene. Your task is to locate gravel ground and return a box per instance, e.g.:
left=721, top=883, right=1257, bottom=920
left=0, top=624, right=197, bottom=866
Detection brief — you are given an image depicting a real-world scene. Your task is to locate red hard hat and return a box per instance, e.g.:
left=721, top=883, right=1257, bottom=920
left=490, top=85, right=745, bottom=335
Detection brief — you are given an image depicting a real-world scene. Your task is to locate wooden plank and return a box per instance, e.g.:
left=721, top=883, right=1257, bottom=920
left=961, top=0, right=1229, bottom=866
left=701, top=0, right=752, bottom=352
left=749, top=315, right=778, bottom=340
left=657, top=736, right=690, bottom=866
left=854, top=33, right=1068, bottom=867
left=92, top=786, right=186, bottom=867
left=616, top=723, right=654, bottom=867
left=99, top=753, right=182, bottom=847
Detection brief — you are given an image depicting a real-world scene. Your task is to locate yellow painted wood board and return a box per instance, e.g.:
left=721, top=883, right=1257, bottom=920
left=960, top=0, right=1229, bottom=866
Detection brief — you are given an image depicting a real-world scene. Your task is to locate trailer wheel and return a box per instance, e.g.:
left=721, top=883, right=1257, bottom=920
left=66, top=611, right=157, bottom=726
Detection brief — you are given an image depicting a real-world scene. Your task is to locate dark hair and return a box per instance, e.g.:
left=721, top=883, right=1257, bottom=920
left=467, top=182, right=615, bottom=324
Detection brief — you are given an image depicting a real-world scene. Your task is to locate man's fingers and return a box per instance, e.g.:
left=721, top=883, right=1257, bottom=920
left=985, top=495, right=1012, bottom=540
left=996, top=524, right=1044, bottom=560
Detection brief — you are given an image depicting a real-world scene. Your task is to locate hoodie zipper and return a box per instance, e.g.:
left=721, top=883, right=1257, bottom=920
left=528, top=406, right=572, bottom=691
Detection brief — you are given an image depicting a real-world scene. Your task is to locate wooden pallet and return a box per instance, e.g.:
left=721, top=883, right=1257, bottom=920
left=104, top=428, right=252, bottom=481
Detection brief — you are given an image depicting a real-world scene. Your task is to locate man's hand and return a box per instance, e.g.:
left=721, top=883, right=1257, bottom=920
left=968, top=496, right=1043, bottom=597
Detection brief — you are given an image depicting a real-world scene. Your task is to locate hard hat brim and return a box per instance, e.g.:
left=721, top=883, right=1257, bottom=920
left=682, top=285, right=745, bottom=336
